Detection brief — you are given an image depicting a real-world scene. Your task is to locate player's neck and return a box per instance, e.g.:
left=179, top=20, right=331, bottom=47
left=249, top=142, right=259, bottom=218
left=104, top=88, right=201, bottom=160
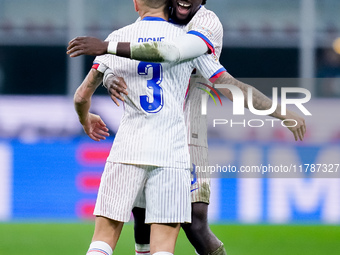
left=139, top=9, right=169, bottom=21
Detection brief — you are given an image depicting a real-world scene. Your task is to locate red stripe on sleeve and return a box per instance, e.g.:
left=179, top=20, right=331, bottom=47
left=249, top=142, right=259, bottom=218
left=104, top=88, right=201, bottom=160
left=92, top=63, right=100, bottom=70
left=209, top=70, right=226, bottom=83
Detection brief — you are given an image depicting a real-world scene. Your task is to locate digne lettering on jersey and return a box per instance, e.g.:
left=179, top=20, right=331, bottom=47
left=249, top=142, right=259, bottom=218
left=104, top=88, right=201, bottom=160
left=138, top=37, right=165, bottom=43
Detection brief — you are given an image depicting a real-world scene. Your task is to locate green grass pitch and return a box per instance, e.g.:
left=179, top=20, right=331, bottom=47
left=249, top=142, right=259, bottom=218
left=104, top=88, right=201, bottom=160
left=0, top=222, right=340, bottom=255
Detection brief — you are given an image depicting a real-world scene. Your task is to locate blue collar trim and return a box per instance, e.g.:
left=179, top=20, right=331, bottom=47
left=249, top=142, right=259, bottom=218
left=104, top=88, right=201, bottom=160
left=142, top=17, right=167, bottom=22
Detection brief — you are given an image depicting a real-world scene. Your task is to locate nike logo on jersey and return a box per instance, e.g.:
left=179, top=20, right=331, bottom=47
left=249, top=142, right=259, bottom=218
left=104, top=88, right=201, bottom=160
left=191, top=163, right=197, bottom=185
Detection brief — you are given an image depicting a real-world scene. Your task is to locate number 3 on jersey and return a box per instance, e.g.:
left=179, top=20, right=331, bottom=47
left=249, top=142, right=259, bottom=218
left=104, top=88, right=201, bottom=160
left=138, top=62, right=164, bottom=113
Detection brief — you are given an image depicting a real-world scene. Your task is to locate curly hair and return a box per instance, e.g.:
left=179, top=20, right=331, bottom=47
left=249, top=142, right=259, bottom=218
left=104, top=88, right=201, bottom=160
left=202, top=0, right=207, bottom=5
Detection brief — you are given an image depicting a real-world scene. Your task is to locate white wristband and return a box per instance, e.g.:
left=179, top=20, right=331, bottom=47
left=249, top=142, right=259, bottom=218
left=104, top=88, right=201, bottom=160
left=107, top=41, right=118, bottom=55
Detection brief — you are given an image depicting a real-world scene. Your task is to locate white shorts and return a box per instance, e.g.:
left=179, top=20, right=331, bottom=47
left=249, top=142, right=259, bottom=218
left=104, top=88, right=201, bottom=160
left=94, top=162, right=191, bottom=224
left=134, top=145, right=211, bottom=206
left=189, top=145, right=211, bottom=204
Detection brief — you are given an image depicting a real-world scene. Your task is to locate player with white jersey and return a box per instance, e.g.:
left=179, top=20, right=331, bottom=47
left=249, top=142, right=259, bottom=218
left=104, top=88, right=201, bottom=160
left=68, top=2, right=306, bottom=255
left=181, top=2, right=224, bottom=204
left=104, top=5, right=227, bottom=253
left=125, top=4, right=228, bottom=252
left=72, top=1, right=227, bottom=255
left=97, top=22, right=199, bottom=170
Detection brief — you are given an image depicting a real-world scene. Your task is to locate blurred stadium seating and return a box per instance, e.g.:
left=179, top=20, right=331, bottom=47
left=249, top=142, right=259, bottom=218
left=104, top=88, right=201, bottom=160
left=0, top=0, right=339, bottom=224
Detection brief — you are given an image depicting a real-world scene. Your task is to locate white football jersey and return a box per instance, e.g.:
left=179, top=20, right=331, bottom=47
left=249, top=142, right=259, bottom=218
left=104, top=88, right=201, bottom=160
left=95, top=17, right=224, bottom=168
left=184, top=6, right=224, bottom=147
left=185, top=6, right=223, bottom=57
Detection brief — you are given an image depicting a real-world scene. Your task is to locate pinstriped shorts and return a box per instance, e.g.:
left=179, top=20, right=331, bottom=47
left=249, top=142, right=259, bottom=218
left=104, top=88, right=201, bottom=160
left=93, top=162, right=191, bottom=224
left=134, top=145, right=211, bottom=206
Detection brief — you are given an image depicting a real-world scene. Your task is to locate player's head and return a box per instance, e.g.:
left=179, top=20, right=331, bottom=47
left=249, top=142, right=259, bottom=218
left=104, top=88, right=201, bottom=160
left=170, top=0, right=206, bottom=25
left=144, top=0, right=168, bottom=8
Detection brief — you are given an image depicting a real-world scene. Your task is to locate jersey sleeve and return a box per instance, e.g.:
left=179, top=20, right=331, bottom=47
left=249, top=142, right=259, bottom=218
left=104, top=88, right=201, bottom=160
left=186, top=8, right=223, bottom=56
left=192, top=53, right=226, bottom=83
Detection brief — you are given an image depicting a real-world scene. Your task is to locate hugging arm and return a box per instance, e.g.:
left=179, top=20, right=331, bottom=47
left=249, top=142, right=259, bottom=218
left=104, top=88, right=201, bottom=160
left=67, top=34, right=208, bottom=63
left=125, top=34, right=208, bottom=62
left=102, top=68, right=128, bottom=106
left=74, top=68, right=109, bottom=141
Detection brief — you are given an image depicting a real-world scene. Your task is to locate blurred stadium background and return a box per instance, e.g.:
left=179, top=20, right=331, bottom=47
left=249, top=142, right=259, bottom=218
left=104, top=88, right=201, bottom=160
left=0, top=0, right=340, bottom=254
